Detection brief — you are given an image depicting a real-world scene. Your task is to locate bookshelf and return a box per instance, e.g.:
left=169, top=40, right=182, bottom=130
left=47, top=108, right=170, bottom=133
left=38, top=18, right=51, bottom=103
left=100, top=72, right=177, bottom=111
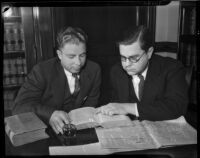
left=178, top=1, right=196, bottom=68
left=3, top=7, right=55, bottom=114
left=178, top=1, right=197, bottom=127
left=3, top=7, right=27, bottom=111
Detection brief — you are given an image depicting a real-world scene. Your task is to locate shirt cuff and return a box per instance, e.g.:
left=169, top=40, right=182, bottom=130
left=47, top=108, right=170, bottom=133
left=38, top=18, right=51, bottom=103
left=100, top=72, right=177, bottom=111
left=135, top=103, right=139, bottom=117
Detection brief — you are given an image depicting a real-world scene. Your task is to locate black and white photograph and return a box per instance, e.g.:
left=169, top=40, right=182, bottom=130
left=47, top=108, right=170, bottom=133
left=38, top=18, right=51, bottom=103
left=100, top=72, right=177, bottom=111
left=2, top=1, right=197, bottom=157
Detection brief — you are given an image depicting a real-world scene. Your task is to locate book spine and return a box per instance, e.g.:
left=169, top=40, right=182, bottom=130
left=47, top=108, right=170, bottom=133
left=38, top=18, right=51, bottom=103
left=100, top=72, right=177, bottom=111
left=5, top=123, right=15, bottom=145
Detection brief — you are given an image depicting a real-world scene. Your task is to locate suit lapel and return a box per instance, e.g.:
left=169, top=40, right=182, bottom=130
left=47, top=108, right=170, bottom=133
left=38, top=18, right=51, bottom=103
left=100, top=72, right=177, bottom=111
left=52, top=61, right=71, bottom=107
left=141, top=56, right=161, bottom=102
left=119, top=68, right=136, bottom=102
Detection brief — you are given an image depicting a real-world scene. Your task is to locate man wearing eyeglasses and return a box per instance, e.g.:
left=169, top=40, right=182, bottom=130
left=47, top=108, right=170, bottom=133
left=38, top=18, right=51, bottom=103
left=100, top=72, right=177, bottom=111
left=12, top=27, right=101, bottom=134
left=96, top=25, right=188, bottom=121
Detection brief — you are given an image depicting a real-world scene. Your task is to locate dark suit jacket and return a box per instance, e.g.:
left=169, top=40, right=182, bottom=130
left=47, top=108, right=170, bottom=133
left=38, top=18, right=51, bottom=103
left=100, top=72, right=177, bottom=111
left=110, top=54, right=188, bottom=121
left=12, top=57, right=101, bottom=124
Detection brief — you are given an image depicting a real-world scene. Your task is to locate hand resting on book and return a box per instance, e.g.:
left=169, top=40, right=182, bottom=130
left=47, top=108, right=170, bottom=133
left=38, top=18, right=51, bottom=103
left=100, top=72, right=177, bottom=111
left=96, top=103, right=137, bottom=116
left=59, top=107, right=133, bottom=130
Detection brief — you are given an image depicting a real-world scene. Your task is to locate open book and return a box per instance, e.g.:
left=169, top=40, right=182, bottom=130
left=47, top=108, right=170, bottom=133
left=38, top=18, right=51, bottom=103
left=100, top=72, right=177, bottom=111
left=96, top=116, right=197, bottom=151
left=4, top=112, right=49, bottom=146
left=68, top=107, right=133, bottom=130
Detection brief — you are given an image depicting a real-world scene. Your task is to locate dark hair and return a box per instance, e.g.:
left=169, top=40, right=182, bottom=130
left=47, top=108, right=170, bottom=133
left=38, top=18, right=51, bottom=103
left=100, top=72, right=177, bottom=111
left=117, top=25, right=154, bottom=52
left=56, top=26, right=88, bottom=50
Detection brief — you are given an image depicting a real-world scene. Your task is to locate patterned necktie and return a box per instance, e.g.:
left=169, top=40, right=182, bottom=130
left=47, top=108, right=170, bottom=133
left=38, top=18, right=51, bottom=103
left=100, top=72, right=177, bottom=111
left=138, top=74, right=144, bottom=100
left=72, top=73, right=80, bottom=97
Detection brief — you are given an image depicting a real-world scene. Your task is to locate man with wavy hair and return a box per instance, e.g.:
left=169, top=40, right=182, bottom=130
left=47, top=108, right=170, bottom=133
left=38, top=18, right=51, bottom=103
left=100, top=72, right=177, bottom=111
left=13, top=27, right=101, bottom=134
left=97, top=25, right=188, bottom=121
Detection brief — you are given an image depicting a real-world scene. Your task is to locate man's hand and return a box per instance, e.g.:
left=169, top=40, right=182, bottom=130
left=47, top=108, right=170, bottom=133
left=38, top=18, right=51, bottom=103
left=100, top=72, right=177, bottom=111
left=96, top=103, right=136, bottom=116
left=49, top=110, right=70, bottom=134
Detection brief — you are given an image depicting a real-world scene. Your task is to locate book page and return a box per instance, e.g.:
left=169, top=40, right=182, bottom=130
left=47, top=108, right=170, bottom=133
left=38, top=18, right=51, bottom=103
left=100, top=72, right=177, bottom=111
left=95, top=120, right=159, bottom=150
left=49, top=142, right=112, bottom=155
left=69, top=107, right=98, bottom=129
left=142, top=116, right=197, bottom=147
left=95, top=113, right=133, bottom=128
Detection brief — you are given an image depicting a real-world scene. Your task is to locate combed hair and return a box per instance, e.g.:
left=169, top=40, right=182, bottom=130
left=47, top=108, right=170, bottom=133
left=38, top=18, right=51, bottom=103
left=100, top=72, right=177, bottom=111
left=117, top=25, right=154, bottom=52
left=57, top=26, right=88, bottom=49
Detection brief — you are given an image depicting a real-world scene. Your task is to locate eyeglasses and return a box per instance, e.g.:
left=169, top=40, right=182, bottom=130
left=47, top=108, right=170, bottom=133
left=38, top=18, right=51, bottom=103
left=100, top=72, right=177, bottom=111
left=120, top=52, right=145, bottom=63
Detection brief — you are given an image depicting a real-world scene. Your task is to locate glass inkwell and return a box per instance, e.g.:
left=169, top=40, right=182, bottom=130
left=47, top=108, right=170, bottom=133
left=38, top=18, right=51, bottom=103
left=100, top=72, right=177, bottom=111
left=61, top=123, right=77, bottom=145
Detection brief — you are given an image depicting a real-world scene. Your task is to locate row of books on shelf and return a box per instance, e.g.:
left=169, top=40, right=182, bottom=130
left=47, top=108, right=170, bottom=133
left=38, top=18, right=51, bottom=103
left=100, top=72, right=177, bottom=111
left=4, top=90, right=17, bottom=111
left=3, top=58, right=27, bottom=86
left=4, top=40, right=25, bottom=52
left=3, top=75, right=27, bottom=86
left=4, top=23, right=25, bottom=51
left=4, top=58, right=27, bottom=75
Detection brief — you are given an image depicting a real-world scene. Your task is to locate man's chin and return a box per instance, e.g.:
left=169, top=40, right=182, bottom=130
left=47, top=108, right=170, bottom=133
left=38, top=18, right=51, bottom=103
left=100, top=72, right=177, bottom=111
left=72, top=69, right=81, bottom=74
left=126, top=71, right=137, bottom=76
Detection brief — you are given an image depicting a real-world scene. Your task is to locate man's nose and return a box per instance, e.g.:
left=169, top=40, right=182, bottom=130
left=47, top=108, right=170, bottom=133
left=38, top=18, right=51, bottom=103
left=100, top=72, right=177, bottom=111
left=124, top=59, right=131, bottom=66
left=74, top=56, right=81, bottom=65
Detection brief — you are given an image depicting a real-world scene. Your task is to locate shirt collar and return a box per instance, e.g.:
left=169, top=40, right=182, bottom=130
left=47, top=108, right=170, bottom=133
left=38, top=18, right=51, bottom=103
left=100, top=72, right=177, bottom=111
left=132, top=65, right=148, bottom=80
left=64, top=68, right=80, bottom=79
left=64, top=68, right=73, bottom=77
left=141, top=65, right=148, bottom=80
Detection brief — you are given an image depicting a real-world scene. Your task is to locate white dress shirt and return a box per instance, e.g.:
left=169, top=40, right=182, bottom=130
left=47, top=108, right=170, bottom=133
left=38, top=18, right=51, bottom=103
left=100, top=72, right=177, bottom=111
left=132, top=66, right=148, bottom=117
left=64, top=69, right=79, bottom=94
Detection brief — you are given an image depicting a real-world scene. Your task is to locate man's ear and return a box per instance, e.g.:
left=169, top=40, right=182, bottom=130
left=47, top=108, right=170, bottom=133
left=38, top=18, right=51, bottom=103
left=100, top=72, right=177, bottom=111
left=57, top=49, right=62, bottom=60
left=147, top=46, right=154, bottom=59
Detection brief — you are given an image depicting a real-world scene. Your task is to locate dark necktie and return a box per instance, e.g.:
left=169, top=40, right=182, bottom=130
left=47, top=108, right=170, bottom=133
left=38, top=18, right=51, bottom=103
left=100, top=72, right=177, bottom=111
left=138, top=74, right=144, bottom=100
left=72, top=73, right=80, bottom=97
